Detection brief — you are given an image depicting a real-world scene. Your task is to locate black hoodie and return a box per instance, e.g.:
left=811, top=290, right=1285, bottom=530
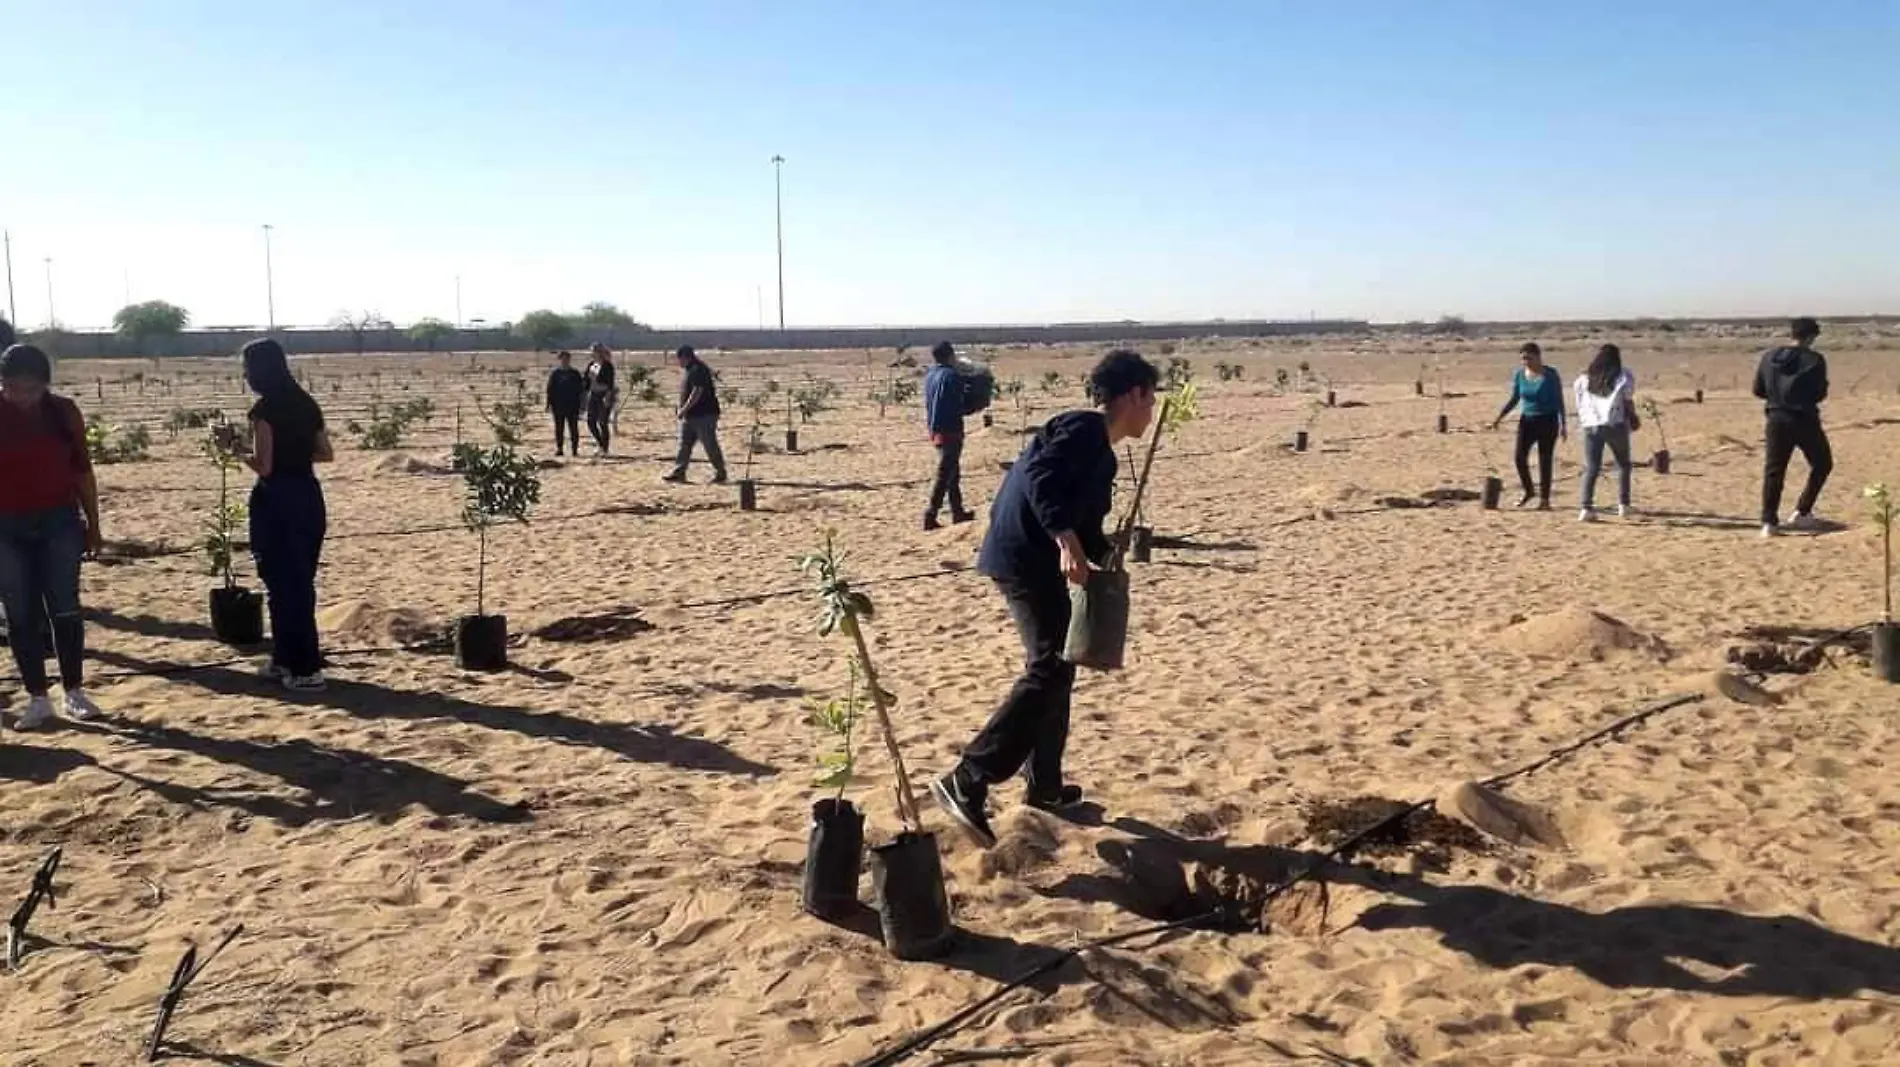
left=1753, top=345, right=1828, bottom=416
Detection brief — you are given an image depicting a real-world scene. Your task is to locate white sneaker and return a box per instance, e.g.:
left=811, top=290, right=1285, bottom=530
left=283, top=671, right=327, bottom=692
left=1578, top=508, right=1598, bottom=523
left=258, top=661, right=288, bottom=682
left=1787, top=512, right=1823, bottom=532
left=1616, top=504, right=1632, bottom=518
left=16, top=694, right=54, bottom=730
left=63, top=689, right=101, bottom=721
left=1761, top=523, right=1780, bottom=539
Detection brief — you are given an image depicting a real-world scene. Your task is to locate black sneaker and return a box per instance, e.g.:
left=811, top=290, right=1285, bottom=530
left=1025, top=784, right=1085, bottom=812
left=931, top=773, right=996, bottom=849
left=950, top=510, right=977, bottom=525
left=923, top=514, right=942, bottom=531
left=1514, top=492, right=1535, bottom=509
left=710, top=471, right=729, bottom=485
left=661, top=471, right=688, bottom=484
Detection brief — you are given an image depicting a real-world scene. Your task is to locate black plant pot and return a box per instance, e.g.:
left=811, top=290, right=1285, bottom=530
left=1482, top=476, right=1503, bottom=510
left=870, top=831, right=954, bottom=960
left=1414, top=380, right=1424, bottom=396
left=1436, top=414, right=1450, bottom=434
left=1293, top=430, right=1309, bottom=453
left=785, top=429, right=799, bottom=453
left=1694, top=389, right=1704, bottom=404
left=1326, top=390, right=1337, bottom=408
left=209, top=587, right=265, bottom=647
left=1653, top=449, right=1672, bottom=475
left=982, top=413, right=993, bottom=428
left=1874, top=623, right=1899, bottom=684
left=803, top=798, right=865, bottom=920
left=738, top=479, right=758, bottom=511
left=1129, top=526, right=1153, bottom=564
left=1065, top=568, right=1130, bottom=671
left=454, top=614, right=509, bottom=672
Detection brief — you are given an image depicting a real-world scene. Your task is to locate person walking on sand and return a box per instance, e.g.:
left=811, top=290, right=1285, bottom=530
left=583, top=343, right=618, bottom=455
left=931, top=348, right=1160, bottom=849
left=1573, top=344, right=1638, bottom=522
left=1491, top=342, right=1567, bottom=509
left=922, top=341, right=977, bottom=531
left=0, top=339, right=105, bottom=730
left=237, top=338, right=333, bottom=692
left=663, top=346, right=728, bottom=484
left=1756, top=317, right=1832, bottom=538
left=546, top=350, right=586, bottom=457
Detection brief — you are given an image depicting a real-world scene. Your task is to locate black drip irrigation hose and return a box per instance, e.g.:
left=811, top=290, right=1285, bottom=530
left=853, top=688, right=1711, bottom=1067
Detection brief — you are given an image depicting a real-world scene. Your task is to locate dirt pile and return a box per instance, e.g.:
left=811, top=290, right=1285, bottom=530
left=1501, top=608, right=1669, bottom=663
left=1434, top=782, right=1565, bottom=849
left=317, top=600, right=447, bottom=648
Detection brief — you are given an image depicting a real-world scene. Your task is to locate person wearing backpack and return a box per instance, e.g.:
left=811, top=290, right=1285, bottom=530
left=922, top=341, right=978, bottom=530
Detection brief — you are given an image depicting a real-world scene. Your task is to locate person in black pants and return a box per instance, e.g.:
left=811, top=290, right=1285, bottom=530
left=1490, top=342, right=1567, bottom=508
left=921, top=341, right=975, bottom=530
left=1756, top=317, right=1833, bottom=537
left=238, top=338, right=332, bottom=691
left=583, top=343, right=618, bottom=454
left=546, top=350, right=585, bottom=456
left=931, top=348, right=1160, bottom=849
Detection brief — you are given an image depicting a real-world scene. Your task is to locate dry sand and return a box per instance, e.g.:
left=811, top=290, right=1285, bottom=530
left=3, top=325, right=1899, bottom=1065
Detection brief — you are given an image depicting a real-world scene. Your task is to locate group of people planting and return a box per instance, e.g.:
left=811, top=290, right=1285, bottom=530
left=1490, top=316, right=1834, bottom=535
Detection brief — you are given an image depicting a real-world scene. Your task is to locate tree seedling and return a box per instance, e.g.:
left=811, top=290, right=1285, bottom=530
left=1112, top=380, right=1200, bottom=558
left=1639, top=397, right=1668, bottom=453
left=809, top=661, right=866, bottom=800
left=799, top=532, right=921, bottom=830
left=6, top=847, right=60, bottom=971
left=146, top=925, right=244, bottom=1062
left=1869, top=484, right=1895, bottom=625
left=456, top=445, right=542, bottom=618
left=204, top=422, right=247, bottom=590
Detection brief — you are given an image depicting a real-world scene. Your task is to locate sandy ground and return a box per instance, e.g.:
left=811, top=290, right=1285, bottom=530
left=3, top=324, right=1899, bottom=1066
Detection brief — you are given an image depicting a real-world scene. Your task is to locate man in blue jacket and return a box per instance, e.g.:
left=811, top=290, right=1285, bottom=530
left=922, top=341, right=976, bottom=530
left=931, top=348, right=1160, bottom=848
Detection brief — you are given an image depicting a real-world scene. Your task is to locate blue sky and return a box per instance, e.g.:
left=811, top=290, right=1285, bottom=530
left=2, top=2, right=1895, bottom=329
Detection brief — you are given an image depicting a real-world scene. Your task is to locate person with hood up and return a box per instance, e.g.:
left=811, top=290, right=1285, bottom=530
left=1755, top=317, right=1832, bottom=537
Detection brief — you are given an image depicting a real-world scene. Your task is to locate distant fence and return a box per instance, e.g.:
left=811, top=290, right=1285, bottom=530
left=30, top=320, right=1369, bottom=361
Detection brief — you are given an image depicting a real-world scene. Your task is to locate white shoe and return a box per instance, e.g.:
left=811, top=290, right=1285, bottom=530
left=1787, top=512, right=1823, bottom=532
left=1578, top=508, right=1598, bottom=523
left=1616, top=504, right=1632, bottom=518
left=1761, top=523, right=1780, bottom=539
left=258, top=661, right=288, bottom=682
left=63, top=689, right=101, bottom=721
left=283, top=671, right=327, bottom=692
left=16, top=694, right=54, bottom=730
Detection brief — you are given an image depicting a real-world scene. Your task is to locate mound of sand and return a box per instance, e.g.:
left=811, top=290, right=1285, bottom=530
left=370, top=453, right=444, bottom=475
left=978, top=810, right=1062, bottom=881
left=1501, top=607, right=1669, bottom=662
left=1676, top=432, right=1756, bottom=458
left=1293, top=482, right=1368, bottom=507
left=1435, top=782, right=1565, bottom=849
left=318, top=599, right=446, bottom=647
left=1708, top=670, right=1781, bottom=707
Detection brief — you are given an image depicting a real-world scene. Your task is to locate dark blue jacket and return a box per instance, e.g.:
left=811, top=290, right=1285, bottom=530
left=977, top=411, right=1117, bottom=583
left=924, top=364, right=963, bottom=437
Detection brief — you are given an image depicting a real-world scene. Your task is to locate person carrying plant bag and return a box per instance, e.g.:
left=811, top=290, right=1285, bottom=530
left=1573, top=343, right=1638, bottom=521
left=234, top=338, right=333, bottom=692
left=0, top=339, right=106, bottom=730
left=921, top=340, right=978, bottom=531
left=931, top=349, right=1159, bottom=849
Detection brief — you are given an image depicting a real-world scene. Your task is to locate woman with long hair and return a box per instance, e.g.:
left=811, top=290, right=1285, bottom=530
left=237, top=338, right=333, bottom=690
left=1573, top=343, right=1638, bottom=521
left=0, top=339, right=105, bottom=729
left=1490, top=342, right=1567, bottom=508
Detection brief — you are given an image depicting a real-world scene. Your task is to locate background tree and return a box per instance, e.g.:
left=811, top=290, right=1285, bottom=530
left=515, top=309, right=576, bottom=351
left=408, top=317, right=456, bottom=352
left=112, top=300, right=191, bottom=345
left=330, top=310, right=391, bottom=355
left=576, top=301, right=647, bottom=330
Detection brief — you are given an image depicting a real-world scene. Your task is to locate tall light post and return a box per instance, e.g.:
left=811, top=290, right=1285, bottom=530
left=262, top=224, right=276, bottom=329
left=3, top=230, right=15, bottom=325
left=43, top=258, right=55, bottom=328
left=771, top=154, right=786, bottom=330
left=455, top=274, right=463, bottom=327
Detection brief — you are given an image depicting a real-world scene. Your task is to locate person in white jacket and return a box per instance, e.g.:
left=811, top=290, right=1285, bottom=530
left=1574, top=344, right=1638, bottom=520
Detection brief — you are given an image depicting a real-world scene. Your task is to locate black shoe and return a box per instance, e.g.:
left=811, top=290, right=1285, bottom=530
left=931, top=773, right=996, bottom=849
left=1514, top=492, right=1535, bottom=509
left=1025, top=784, right=1085, bottom=812
left=710, top=471, right=729, bottom=485
left=923, top=514, right=942, bottom=531
left=950, top=510, right=977, bottom=525
left=661, top=471, right=688, bottom=484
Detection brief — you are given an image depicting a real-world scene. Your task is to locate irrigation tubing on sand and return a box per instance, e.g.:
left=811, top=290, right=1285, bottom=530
left=853, top=688, right=1715, bottom=1067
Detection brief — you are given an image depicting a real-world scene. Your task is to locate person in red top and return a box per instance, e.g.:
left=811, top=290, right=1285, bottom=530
left=0, top=338, right=104, bottom=731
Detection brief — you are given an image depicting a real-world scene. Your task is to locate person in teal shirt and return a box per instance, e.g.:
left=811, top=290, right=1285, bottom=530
left=1490, top=342, right=1567, bottom=508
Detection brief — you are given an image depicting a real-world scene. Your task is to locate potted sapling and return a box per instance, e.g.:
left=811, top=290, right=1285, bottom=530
left=1868, top=484, right=1898, bottom=683
left=802, top=661, right=868, bottom=919
left=1479, top=436, right=1504, bottom=510
left=1435, top=361, right=1450, bottom=434
left=1640, top=397, right=1670, bottom=473
left=1295, top=396, right=1322, bottom=453
left=1066, top=380, right=1199, bottom=669
left=453, top=444, right=542, bottom=671
left=799, top=532, right=953, bottom=960
left=204, top=421, right=265, bottom=646
left=738, top=392, right=767, bottom=511
left=1415, top=361, right=1427, bottom=397
left=1694, top=373, right=1706, bottom=405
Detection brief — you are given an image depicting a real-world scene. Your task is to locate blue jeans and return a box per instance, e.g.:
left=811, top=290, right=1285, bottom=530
left=0, top=506, right=86, bottom=694
left=250, top=476, right=327, bottom=677
left=1580, top=425, right=1633, bottom=509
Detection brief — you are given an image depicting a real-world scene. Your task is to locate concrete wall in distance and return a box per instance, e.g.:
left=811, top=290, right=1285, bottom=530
left=30, top=319, right=1370, bottom=361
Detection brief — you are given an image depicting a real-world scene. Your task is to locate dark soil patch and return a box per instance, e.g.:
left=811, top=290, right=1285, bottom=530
left=1301, top=796, right=1489, bottom=872
left=1336, top=400, right=1370, bottom=409
left=1726, top=625, right=1870, bottom=675
left=532, top=607, right=655, bottom=644
left=1420, top=487, right=1481, bottom=503
left=1373, top=496, right=1438, bottom=510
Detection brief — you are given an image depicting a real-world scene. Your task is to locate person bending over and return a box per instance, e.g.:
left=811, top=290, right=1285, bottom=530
left=1756, top=317, right=1832, bottom=537
left=931, top=348, right=1159, bottom=849
left=1491, top=342, right=1566, bottom=509
left=546, top=350, right=586, bottom=456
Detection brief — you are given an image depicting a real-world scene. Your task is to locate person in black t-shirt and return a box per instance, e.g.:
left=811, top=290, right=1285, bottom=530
left=583, top=343, right=618, bottom=454
left=238, top=337, right=333, bottom=691
left=662, top=346, right=727, bottom=484
left=546, top=350, right=586, bottom=456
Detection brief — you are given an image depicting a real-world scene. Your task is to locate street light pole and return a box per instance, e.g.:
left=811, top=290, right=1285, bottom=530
left=772, top=154, right=785, bottom=331
left=3, top=230, right=15, bottom=325
left=43, top=258, right=54, bottom=328
left=455, top=274, right=463, bottom=327
left=262, top=224, right=276, bottom=330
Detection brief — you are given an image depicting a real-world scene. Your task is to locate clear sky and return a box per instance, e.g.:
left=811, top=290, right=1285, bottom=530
left=3, top=1, right=1895, bottom=330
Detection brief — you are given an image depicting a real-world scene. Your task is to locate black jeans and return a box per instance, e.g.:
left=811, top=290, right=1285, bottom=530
left=552, top=408, right=580, bottom=455
left=927, top=438, right=965, bottom=518
left=1762, top=412, right=1832, bottom=525
left=956, top=576, right=1075, bottom=799
left=1514, top=414, right=1560, bottom=501
left=0, top=506, right=85, bottom=694
left=251, top=476, right=327, bottom=677
left=586, top=394, right=613, bottom=453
